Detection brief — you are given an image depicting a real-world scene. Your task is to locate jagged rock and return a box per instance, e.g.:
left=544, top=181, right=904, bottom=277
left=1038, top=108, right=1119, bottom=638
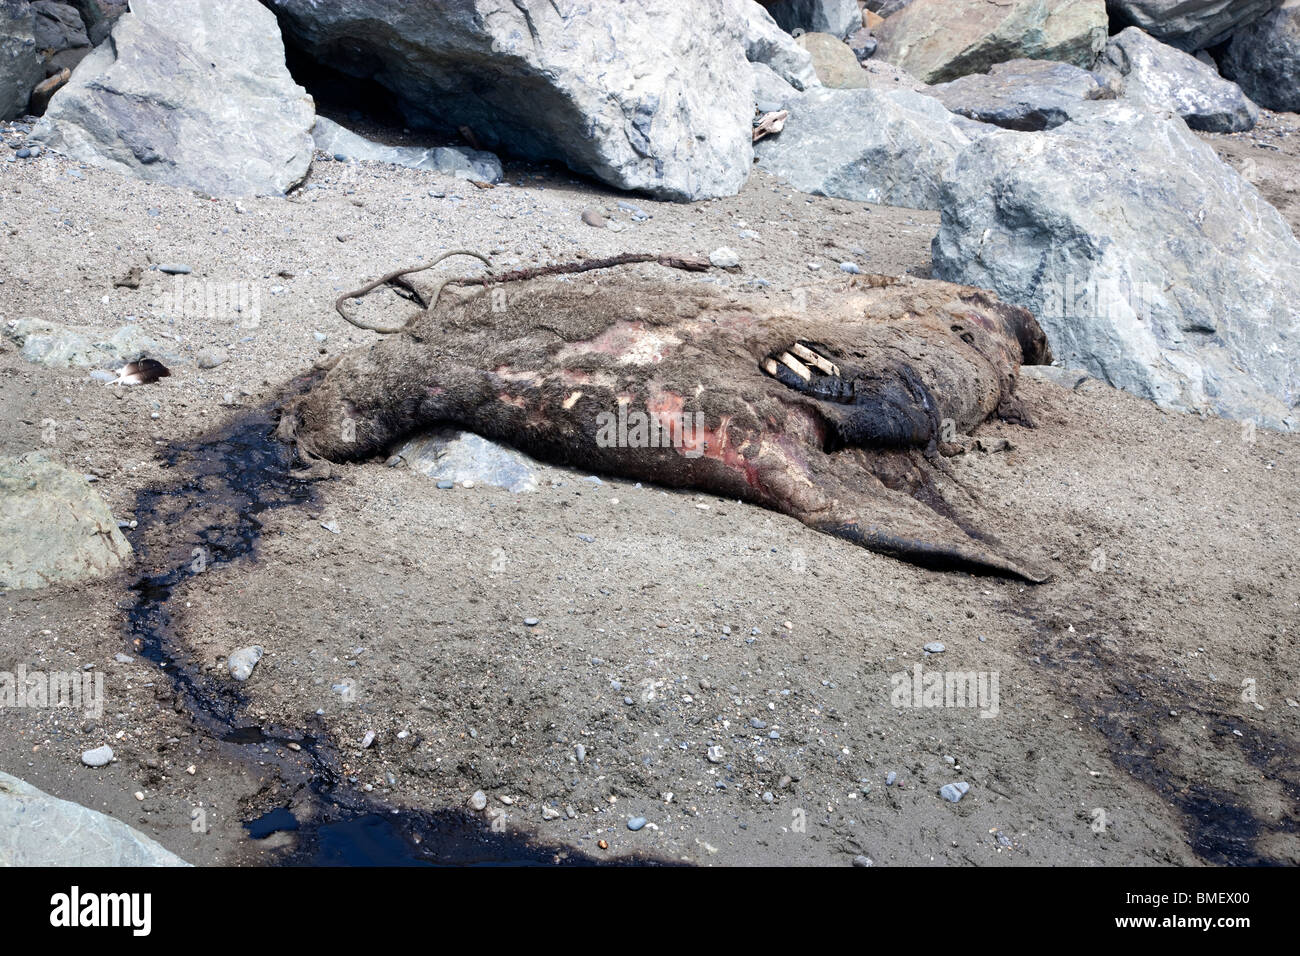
left=857, top=57, right=928, bottom=91
left=0, top=452, right=133, bottom=590
left=1099, top=26, right=1257, bottom=132
left=797, top=32, right=868, bottom=87
left=755, top=85, right=983, bottom=209
left=33, top=0, right=315, bottom=197
left=31, top=1, right=89, bottom=74
left=875, top=0, right=1108, bottom=84
left=737, top=0, right=820, bottom=90
left=0, top=1, right=42, bottom=120
left=1221, top=0, right=1300, bottom=113
left=1106, top=0, right=1283, bottom=52
left=866, top=0, right=916, bottom=16
left=267, top=0, right=754, bottom=201
left=752, top=61, right=801, bottom=112
left=4, top=318, right=162, bottom=369
left=314, top=117, right=503, bottom=183
left=933, top=101, right=1300, bottom=430
left=390, top=427, right=542, bottom=493
left=0, top=772, right=188, bottom=866
left=760, top=0, right=861, bottom=37
left=927, top=59, right=1112, bottom=131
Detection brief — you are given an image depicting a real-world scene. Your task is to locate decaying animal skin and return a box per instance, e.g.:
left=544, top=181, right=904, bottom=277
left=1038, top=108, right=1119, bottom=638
left=279, top=272, right=1052, bottom=580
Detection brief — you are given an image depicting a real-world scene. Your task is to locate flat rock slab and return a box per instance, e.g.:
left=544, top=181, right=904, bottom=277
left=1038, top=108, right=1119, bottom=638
left=391, top=427, right=543, bottom=493
left=4, top=317, right=162, bottom=369
left=797, top=32, right=869, bottom=88
left=927, top=58, right=1112, bottom=131
left=0, top=771, right=188, bottom=866
left=1100, top=26, right=1258, bottom=132
left=875, top=0, right=1107, bottom=84
left=313, top=117, right=503, bottom=184
left=0, top=451, right=133, bottom=590
left=33, top=0, right=314, bottom=197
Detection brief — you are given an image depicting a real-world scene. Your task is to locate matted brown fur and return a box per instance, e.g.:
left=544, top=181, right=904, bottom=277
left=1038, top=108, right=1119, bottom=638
left=279, top=270, right=1052, bottom=579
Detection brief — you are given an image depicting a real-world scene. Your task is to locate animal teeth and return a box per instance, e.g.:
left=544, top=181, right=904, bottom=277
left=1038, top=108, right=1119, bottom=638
left=778, top=351, right=811, bottom=382
left=791, top=342, right=839, bottom=377
left=763, top=358, right=780, bottom=377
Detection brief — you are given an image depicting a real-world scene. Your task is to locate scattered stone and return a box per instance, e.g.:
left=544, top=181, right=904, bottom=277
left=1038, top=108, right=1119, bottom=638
left=885, top=771, right=897, bottom=786
left=707, top=745, right=725, bottom=763
left=581, top=208, right=607, bottom=228
left=853, top=854, right=875, bottom=866
left=542, top=806, right=561, bottom=820
left=709, top=246, right=741, bottom=268
left=157, top=263, right=192, bottom=275
left=923, top=641, right=945, bottom=653
left=80, top=746, right=113, bottom=768
left=196, top=347, right=228, bottom=369
left=227, top=645, right=264, bottom=682
left=4, top=318, right=162, bottom=369
left=524, top=617, right=540, bottom=627
left=939, top=782, right=970, bottom=802
left=468, top=790, right=487, bottom=811
left=627, top=816, right=647, bottom=831
left=361, top=730, right=375, bottom=748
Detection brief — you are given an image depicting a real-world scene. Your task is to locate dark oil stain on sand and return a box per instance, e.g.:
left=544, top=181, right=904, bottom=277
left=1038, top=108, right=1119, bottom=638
left=124, top=406, right=649, bottom=866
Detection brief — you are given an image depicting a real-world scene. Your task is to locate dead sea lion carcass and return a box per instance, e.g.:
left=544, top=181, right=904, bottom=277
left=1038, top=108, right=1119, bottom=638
left=279, top=268, right=1051, bottom=580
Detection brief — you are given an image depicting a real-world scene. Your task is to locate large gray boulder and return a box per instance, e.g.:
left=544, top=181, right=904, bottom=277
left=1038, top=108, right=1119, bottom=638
left=933, top=101, right=1300, bottom=430
left=31, top=1, right=89, bottom=74
left=1221, top=0, right=1300, bottom=113
left=874, top=0, right=1108, bottom=84
left=1100, top=26, right=1257, bottom=131
left=1107, top=0, right=1283, bottom=52
left=927, top=59, right=1113, bottom=131
left=755, top=86, right=984, bottom=209
left=267, top=0, right=754, bottom=201
left=0, top=452, right=133, bottom=590
left=0, top=1, right=42, bottom=120
left=735, top=0, right=820, bottom=91
left=314, top=117, right=504, bottom=183
left=760, top=0, right=861, bottom=37
left=33, top=0, right=315, bottom=197
left=0, top=772, right=188, bottom=866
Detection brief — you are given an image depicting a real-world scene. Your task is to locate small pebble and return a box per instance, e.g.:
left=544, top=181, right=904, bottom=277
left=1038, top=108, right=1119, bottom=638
left=627, top=816, right=647, bottom=831
left=468, top=790, right=487, bottom=811
left=709, top=246, right=740, bottom=269
left=924, top=641, right=946, bottom=654
left=939, top=782, right=970, bottom=803
left=158, top=263, right=192, bottom=275
left=81, top=745, right=113, bottom=768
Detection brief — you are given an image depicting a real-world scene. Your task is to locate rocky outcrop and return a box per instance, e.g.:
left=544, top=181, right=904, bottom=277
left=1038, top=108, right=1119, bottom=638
left=0, top=452, right=133, bottom=590
left=875, top=0, right=1108, bottom=84
left=1221, top=0, right=1300, bottom=113
left=760, top=0, right=861, bottom=37
left=1107, top=0, right=1283, bottom=52
left=4, top=317, right=163, bottom=369
left=1100, top=26, right=1257, bottom=132
left=927, top=59, right=1112, bottom=131
left=0, top=772, right=188, bottom=866
left=33, top=0, right=315, bottom=197
left=933, top=101, right=1300, bottom=430
left=267, top=0, right=755, bottom=201
left=314, top=117, right=503, bottom=183
left=0, top=1, right=42, bottom=120
left=755, top=86, right=983, bottom=209
left=30, top=1, right=89, bottom=74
